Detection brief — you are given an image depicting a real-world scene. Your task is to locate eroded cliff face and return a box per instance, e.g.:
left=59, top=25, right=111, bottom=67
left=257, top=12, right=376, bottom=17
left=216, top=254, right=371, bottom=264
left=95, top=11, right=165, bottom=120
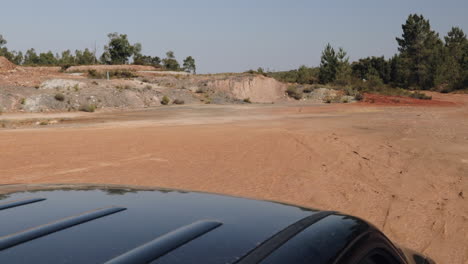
left=206, top=75, right=287, bottom=103
left=0, top=73, right=291, bottom=113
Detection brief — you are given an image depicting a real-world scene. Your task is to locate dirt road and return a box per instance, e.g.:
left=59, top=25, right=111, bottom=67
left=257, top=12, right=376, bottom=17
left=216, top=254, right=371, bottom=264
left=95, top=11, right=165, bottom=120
left=1, top=94, right=467, bottom=263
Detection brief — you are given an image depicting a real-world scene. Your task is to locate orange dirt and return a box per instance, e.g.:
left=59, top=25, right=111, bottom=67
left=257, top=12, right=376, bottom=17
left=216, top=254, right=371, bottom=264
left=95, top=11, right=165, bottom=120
left=0, top=96, right=467, bottom=264
left=0, top=56, right=16, bottom=72
left=359, top=93, right=457, bottom=107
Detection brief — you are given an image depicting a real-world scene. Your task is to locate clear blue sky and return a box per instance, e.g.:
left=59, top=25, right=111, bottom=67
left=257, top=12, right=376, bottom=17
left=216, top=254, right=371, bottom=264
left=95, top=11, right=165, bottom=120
left=1, top=0, right=467, bottom=73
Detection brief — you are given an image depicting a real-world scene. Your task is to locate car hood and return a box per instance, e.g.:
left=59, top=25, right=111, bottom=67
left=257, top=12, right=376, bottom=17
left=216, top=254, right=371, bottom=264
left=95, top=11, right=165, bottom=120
left=0, top=184, right=318, bottom=264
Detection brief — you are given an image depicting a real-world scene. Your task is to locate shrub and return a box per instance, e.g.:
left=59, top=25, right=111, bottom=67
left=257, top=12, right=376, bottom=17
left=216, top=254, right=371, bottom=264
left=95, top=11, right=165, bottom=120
left=88, top=69, right=136, bottom=79
left=54, top=93, right=65, bottom=101
left=303, top=87, right=312, bottom=93
left=39, top=121, right=48, bottom=126
left=87, top=69, right=100, bottom=78
left=355, top=93, right=364, bottom=101
left=79, top=104, right=96, bottom=112
left=286, top=86, right=303, bottom=100
left=173, top=99, right=185, bottom=105
left=410, top=91, right=432, bottom=100
left=161, top=96, right=170, bottom=105
left=60, top=64, right=72, bottom=72
left=243, top=98, right=252, bottom=103
left=20, top=98, right=26, bottom=105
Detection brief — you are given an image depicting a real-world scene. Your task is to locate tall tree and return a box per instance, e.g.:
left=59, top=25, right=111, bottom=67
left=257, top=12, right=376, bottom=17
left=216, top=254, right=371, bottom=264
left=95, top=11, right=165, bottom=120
left=334, top=48, right=352, bottom=85
left=182, top=56, right=196, bottom=74
left=396, top=14, right=443, bottom=89
left=438, top=27, right=468, bottom=90
left=318, top=44, right=338, bottom=84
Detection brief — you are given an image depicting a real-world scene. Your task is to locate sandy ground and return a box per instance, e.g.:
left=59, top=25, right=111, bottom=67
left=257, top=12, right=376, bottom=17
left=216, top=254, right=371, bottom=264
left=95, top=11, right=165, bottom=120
left=0, top=94, right=467, bottom=263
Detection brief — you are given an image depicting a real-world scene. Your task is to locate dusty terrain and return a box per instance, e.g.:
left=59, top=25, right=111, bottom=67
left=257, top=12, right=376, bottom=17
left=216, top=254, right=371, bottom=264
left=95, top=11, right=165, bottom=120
left=0, top=92, right=467, bottom=263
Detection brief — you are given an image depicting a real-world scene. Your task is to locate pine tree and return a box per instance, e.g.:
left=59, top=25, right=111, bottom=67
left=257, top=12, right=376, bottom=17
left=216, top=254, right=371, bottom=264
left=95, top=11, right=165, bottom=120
left=319, top=44, right=338, bottom=84
left=396, top=14, right=443, bottom=89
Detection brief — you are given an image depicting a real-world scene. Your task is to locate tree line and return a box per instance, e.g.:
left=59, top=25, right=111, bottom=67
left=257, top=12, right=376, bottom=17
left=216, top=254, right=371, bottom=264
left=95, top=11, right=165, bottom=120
left=0, top=32, right=196, bottom=73
left=268, top=14, right=468, bottom=92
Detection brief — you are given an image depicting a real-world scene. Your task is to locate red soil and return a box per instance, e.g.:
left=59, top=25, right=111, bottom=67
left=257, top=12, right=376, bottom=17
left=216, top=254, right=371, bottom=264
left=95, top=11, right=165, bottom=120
left=359, top=93, right=457, bottom=107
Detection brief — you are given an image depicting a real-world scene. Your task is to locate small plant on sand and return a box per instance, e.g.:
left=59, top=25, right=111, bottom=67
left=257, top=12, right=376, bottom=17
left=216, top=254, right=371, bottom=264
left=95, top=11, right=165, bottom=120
left=161, top=96, right=170, bottom=105
left=79, top=104, right=96, bottom=112
left=173, top=99, right=185, bottom=105
left=410, top=91, right=432, bottom=100
left=54, top=93, right=65, bottom=101
left=243, top=98, right=252, bottom=104
left=303, top=87, right=313, bottom=93
left=39, top=121, right=48, bottom=126
left=20, top=98, right=26, bottom=105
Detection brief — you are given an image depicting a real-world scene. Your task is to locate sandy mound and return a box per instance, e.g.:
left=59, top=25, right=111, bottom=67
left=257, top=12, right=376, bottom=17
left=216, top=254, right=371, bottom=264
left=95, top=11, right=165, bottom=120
left=0, top=56, right=16, bottom=71
left=66, top=65, right=158, bottom=73
left=40, top=79, right=86, bottom=90
left=208, top=75, right=287, bottom=103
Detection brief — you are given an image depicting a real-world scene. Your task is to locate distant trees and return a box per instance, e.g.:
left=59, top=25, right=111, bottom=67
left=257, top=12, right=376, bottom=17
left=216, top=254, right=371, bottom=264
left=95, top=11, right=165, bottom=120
left=318, top=44, right=350, bottom=85
left=100, top=33, right=140, bottom=64
left=183, top=56, right=196, bottom=74
left=163, top=51, right=180, bottom=71
left=352, top=56, right=391, bottom=83
left=0, top=32, right=195, bottom=72
left=133, top=55, right=161, bottom=66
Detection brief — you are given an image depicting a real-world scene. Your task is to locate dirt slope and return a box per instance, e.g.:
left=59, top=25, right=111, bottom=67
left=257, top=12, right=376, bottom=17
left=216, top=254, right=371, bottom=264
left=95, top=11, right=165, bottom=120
left=0, top=57, right=16, bottom=72
left=206, top=75, right=288, bottom=103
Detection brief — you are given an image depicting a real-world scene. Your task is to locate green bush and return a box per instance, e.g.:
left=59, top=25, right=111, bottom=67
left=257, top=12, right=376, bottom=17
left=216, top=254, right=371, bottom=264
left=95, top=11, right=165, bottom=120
left=286, top=86, right=303, bottom=100
left=54, top=93, right=65, bottom=101
left=161, top=96, right=170, bottom=105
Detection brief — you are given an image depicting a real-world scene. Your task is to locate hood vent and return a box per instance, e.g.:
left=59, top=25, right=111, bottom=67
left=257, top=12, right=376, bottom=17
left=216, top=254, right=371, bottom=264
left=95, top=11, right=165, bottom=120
left=0, top=206, right=126, bottom=250
left=105, top=220, right=223, bottom=264
left=0, top=198, right=46, bottom=211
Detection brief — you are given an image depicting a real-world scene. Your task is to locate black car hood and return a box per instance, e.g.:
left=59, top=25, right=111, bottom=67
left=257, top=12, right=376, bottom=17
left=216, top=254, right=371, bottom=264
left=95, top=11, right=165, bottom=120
left=0, top=184, right=318, bottom=264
